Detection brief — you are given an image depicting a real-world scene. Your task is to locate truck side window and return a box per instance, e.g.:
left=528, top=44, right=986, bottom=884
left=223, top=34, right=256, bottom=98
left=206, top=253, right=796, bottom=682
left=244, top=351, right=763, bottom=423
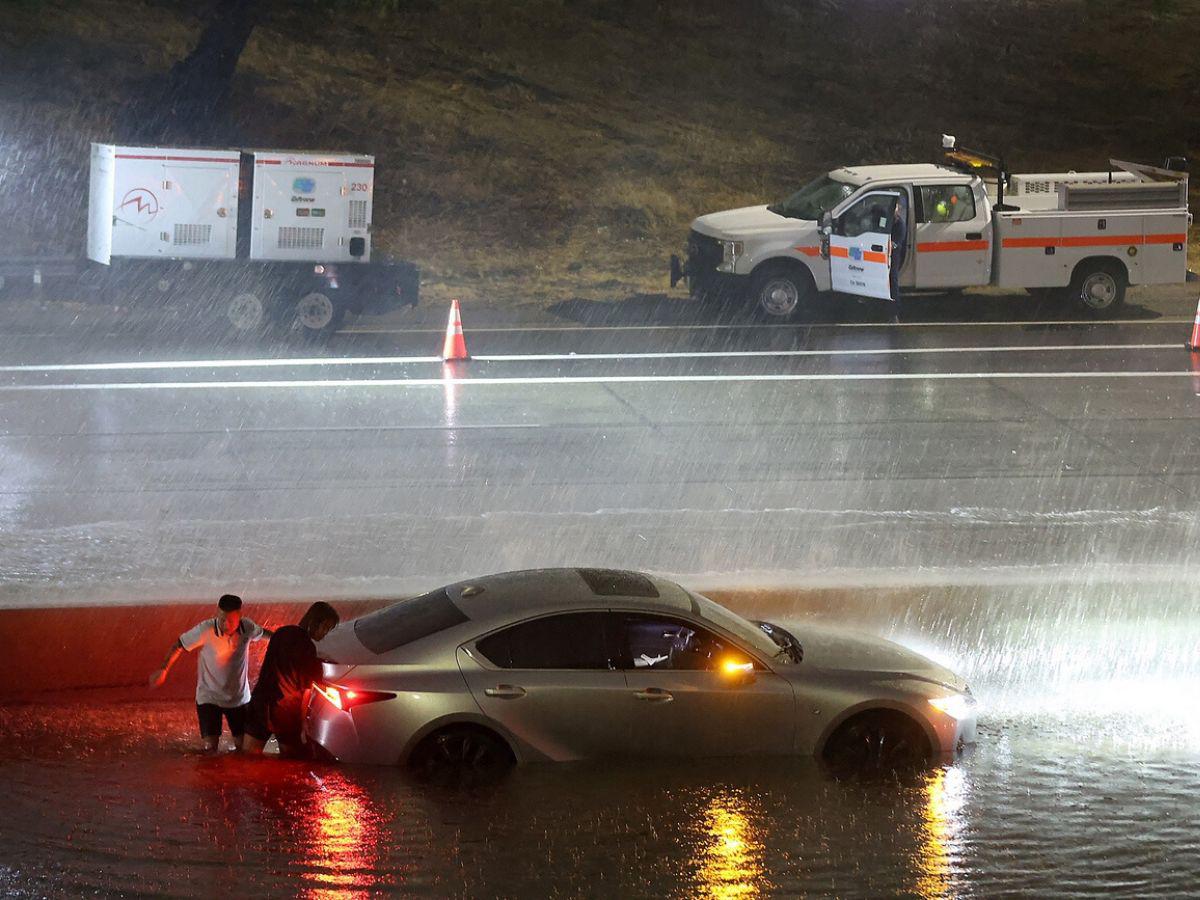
left=918, top=185, right=976, bottom=224
left=837, top=196, right=894, bottom=238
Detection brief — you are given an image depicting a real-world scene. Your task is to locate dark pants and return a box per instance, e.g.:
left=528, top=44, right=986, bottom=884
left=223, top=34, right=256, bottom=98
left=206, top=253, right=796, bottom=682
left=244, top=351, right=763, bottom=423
left=196, top=703, right=247, bottom=738
left=245, top=694, right=306, bottom=756
left=890, top=253, right=906, bottom=315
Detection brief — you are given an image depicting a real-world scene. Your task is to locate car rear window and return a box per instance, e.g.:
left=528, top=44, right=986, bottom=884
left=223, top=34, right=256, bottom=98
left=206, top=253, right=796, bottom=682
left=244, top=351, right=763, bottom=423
left=354, top=588, right=469, bottom=655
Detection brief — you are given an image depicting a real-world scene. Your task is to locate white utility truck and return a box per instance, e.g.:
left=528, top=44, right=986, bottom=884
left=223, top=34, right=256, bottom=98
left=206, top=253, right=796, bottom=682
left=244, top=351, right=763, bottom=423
left=0, top=143, right=419, bottom=338
left=670, top=136, right=1191, bottom=317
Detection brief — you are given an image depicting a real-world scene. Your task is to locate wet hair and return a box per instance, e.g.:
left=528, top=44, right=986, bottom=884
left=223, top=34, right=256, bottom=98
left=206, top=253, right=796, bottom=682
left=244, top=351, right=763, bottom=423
left=298, top=601, right=339, bottom=635
left=218, top=594, right=243, bottom=612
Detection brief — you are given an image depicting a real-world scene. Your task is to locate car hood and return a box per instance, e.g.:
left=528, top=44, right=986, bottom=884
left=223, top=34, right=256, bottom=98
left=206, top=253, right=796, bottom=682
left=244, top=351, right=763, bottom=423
left=692, top=204, right=816, bottom=240
left=791, top=623, right=966, bottom=691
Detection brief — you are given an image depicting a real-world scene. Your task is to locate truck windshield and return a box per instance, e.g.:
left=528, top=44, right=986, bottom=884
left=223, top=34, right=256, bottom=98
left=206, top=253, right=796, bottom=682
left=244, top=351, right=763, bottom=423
left=768, top=174, right=856, bottom=221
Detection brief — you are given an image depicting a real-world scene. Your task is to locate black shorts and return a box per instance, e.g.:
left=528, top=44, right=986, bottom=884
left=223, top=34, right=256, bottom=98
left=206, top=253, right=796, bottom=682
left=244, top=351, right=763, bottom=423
left=245, top=695, right=304, bottom=746
left=196, top=703, right=248, bottom=738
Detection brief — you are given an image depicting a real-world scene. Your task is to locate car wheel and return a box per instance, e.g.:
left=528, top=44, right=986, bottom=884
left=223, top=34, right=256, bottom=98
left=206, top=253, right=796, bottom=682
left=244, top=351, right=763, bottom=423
left=408, top=725, right=514, bottom=784
left=748, top=263, right=814, bottom=320
left=1070, top=261, right=1126, bottom=314
left=821, top=710, right=932, bottom=775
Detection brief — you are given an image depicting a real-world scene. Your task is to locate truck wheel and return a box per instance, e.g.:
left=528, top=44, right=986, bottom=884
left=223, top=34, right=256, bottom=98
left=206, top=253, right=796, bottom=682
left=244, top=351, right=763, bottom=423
left=749, top=263, right=814, bottom=319
left=294, top=292, right=345, bottom=340
left=227, top=291, right=266, bottom=333
left=1070, top=261, right=1126, bottom=314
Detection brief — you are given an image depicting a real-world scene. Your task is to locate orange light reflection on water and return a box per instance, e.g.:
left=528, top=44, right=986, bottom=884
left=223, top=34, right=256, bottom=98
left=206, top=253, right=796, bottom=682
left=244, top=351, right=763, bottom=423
left=913, top=766, right=970, bottom=899
left=695, top=791, right=766, bottom=899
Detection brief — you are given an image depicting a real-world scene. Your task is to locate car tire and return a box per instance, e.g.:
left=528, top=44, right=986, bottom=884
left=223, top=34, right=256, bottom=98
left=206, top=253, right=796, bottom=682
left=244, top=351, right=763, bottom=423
left=821, top=710, right=932, bottom=776
left=408, top=725, right=515, bottom=784
left=1069, top=260, right=1126, bottom=315
left=226, top=290, right=267, bottom=334
left=748, top=262, right=815, bottom=320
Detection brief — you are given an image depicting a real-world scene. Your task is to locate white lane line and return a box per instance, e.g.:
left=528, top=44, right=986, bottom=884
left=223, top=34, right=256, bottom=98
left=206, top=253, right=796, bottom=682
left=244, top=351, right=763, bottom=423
left=0, top=343, right=1182, bottom=373
left=0, top=371, right=1192, bottom=392
left=342, top=318, right=1193, bottom=333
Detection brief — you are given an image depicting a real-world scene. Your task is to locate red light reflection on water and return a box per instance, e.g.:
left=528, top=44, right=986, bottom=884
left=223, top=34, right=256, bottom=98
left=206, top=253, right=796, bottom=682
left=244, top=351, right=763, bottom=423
left=298, top=771, right=387, bottom=899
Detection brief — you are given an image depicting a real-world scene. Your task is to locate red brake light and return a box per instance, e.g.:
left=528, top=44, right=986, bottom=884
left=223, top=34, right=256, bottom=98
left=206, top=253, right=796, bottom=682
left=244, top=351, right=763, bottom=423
left=312, top=683, right=394, bottom=711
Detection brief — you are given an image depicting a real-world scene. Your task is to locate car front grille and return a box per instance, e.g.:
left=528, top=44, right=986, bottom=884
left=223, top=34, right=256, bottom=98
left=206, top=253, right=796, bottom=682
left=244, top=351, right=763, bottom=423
left=687, top=229, right=723, bottom=278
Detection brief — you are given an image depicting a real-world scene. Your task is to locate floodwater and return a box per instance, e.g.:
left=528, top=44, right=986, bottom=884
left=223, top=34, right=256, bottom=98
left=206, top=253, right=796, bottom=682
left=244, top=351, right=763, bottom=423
left=2, top=692, right=1198, bottom=898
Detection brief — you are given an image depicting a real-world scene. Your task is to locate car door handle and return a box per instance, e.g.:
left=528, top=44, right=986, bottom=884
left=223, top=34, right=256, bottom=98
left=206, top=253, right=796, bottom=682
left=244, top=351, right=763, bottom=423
left=870, top=244, right=884, bottom=252
left=634, top=688, right=674, bottom=703
left=484, top=684, right=527, bottom=699
left=966, top=232, right=983, bottom=240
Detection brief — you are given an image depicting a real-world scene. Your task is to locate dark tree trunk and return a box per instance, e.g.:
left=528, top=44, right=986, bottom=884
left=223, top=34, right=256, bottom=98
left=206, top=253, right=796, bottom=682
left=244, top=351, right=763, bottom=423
left=122, top=0, right=264, bottom=144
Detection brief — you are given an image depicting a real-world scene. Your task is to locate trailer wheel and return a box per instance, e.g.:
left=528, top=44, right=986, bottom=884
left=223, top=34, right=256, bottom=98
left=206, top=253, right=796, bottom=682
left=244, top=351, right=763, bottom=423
left=748, top=262, right=815, bottom=319
left=1070, top=260, right=1126, bottom=314
left=227, top=291, right=266, bottom=332
left=294, top=292, right=345, bottom=340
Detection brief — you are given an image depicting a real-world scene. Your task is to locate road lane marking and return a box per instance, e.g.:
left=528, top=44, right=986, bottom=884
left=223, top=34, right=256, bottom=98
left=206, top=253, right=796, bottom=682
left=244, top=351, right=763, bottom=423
left=0, top=371, right=1192, bottom=392
left=0, top=343, right=1182, bottom=373
left=342, top=318, right=1193, bottom=333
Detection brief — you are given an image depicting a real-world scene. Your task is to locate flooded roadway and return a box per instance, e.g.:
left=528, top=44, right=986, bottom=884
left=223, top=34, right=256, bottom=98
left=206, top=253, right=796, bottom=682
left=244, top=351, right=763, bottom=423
left=2, top=287, right=1199, bottom=896
left=2, top=693, right=1199, bottom=898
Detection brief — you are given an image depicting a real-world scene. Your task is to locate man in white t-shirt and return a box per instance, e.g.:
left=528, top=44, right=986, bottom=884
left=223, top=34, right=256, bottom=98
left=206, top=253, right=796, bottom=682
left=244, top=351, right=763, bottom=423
left=149, top=594, right=273, bottom=752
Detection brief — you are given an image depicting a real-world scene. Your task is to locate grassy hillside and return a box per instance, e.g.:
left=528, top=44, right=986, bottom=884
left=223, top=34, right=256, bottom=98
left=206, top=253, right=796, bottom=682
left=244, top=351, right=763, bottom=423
left=1, top=0, right=1196, bottom=306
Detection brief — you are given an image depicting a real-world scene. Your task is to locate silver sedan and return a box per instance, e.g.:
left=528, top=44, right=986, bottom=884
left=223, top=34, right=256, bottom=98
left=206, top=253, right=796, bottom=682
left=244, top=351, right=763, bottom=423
left=305, top=568, right=978, bottom=775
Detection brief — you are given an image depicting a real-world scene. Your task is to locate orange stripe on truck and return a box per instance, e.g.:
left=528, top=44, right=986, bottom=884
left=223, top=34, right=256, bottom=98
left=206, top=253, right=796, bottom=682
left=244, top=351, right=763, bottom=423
left=862, top=251, right=888, bottom=264
left=916, top=240, right=989, bottom=253
left=1002, top=233, right=1185, bottom=250
left=829, top=245, right=849, bottom=258
left=795, top=246, right=821, bottom=257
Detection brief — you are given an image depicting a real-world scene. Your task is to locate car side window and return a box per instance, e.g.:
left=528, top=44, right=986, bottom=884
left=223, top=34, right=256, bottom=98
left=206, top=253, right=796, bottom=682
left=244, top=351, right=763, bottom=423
left=614, top=613, right=745, bottom=671
left=474, top=612, right=613, bottom=670
left=918, top=185, right=976, bottom=224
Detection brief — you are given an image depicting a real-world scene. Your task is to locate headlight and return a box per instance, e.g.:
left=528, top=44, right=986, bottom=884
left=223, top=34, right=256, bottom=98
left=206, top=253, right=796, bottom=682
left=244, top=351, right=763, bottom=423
left=928, top=693, right=978, bottom=720
left=718, top=240, right=744, bottom=271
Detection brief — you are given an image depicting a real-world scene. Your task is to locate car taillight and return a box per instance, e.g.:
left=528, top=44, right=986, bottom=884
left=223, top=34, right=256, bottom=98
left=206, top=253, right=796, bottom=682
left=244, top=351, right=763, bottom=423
left=313, top=683, right=395, bottom=712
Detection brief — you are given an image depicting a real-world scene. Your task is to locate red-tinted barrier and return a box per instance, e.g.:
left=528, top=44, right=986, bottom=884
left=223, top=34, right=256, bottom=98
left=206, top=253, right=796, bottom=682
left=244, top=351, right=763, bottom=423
left=0, top=600, right=389, bottom=703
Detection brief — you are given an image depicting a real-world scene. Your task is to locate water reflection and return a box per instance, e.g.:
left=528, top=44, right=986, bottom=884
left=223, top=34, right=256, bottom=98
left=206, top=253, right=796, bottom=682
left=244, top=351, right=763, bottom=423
left=694, top=790, right=766, bottom=899
left=300, top=772, right=387, bottom=899
left=913, top=766, right=970, bottom=899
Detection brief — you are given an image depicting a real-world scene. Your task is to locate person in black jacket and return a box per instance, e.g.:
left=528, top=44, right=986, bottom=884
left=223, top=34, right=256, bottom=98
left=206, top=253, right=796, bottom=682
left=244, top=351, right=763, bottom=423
left=243, top=601, right=339, bottom=757
left=889, top=194, right=909, bottom=324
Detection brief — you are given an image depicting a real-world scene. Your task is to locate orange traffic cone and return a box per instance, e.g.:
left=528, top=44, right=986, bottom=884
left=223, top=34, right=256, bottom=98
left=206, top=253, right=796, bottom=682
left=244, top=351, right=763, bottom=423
left=1188, top=296, right=1200, bottom=351
left=442, top=298, right=469, bottom=361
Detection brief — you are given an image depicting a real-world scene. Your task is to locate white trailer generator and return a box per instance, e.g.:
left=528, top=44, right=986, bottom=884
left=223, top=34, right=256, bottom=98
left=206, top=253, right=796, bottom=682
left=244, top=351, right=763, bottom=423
left=1, top=143, right=418, bottom=339
left=670, top=136, right=1191, bottom=318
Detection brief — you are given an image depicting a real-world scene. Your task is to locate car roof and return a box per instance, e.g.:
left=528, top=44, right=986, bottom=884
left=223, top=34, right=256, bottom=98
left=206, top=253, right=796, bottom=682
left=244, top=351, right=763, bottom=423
left=832, top=163, right=973, bottom=185
left=445, top=568, right=696, bottom=625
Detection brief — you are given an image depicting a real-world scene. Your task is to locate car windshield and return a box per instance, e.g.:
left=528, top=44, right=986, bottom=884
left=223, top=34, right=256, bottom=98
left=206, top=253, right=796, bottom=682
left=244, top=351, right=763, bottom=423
left=768, top=174, right=857, bottom=220
left=688, top=593, right=790, bottom=662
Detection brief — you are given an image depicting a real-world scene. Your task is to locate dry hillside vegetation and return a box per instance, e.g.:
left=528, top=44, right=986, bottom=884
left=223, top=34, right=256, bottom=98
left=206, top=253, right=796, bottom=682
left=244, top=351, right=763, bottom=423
left=1, top=0, right=1196, bottom=305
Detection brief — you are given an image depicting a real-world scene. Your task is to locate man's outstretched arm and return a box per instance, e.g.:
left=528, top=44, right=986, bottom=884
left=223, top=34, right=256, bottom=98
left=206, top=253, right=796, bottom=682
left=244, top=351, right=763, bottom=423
left=149, top=640, right=185, bottom=688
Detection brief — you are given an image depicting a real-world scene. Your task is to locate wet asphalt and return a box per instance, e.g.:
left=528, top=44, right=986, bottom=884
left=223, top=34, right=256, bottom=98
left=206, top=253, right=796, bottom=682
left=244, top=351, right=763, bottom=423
left=2, top=286, right=1200, bottom=897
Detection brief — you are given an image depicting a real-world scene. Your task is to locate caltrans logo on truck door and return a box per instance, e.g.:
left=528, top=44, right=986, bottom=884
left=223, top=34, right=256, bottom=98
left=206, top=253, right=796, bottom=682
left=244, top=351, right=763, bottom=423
left=117, top=188, right=159, bottom=225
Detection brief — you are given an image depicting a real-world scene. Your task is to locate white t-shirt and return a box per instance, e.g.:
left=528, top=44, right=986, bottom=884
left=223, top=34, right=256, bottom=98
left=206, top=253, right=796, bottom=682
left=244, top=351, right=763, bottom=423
left=180, top=617, right=266, bottom=707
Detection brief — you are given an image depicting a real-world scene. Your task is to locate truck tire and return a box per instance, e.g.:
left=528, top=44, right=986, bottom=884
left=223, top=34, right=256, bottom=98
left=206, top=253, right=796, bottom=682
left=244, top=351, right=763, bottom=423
left=1069, top=260, right=1126, bottom=314
left=294, top=291, right=345, bottom=341
left=226, top=290, right=267, bottom=333
left=748, top=262, right=815, bottom=319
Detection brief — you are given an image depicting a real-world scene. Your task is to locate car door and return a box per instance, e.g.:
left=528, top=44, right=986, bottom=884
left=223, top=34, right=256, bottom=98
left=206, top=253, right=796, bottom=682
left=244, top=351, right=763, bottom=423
left=828, top=190, right=901, bottom=300
left=613, top=612, right=796, bottom=757
left=913, top=183, right=992, bottom=287
left=457, top=611, right=633, bottom=761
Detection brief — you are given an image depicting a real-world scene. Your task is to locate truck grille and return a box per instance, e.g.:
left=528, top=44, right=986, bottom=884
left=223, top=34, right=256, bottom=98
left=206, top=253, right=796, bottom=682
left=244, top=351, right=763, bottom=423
left=687, top=229, right=723, bottom=277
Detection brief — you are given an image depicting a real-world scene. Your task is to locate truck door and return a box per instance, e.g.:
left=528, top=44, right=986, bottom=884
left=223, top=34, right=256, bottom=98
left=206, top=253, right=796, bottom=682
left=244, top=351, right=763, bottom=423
left=828, top=191, right=900, bottom=300
left=912, top=183, right=991, bottom=288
